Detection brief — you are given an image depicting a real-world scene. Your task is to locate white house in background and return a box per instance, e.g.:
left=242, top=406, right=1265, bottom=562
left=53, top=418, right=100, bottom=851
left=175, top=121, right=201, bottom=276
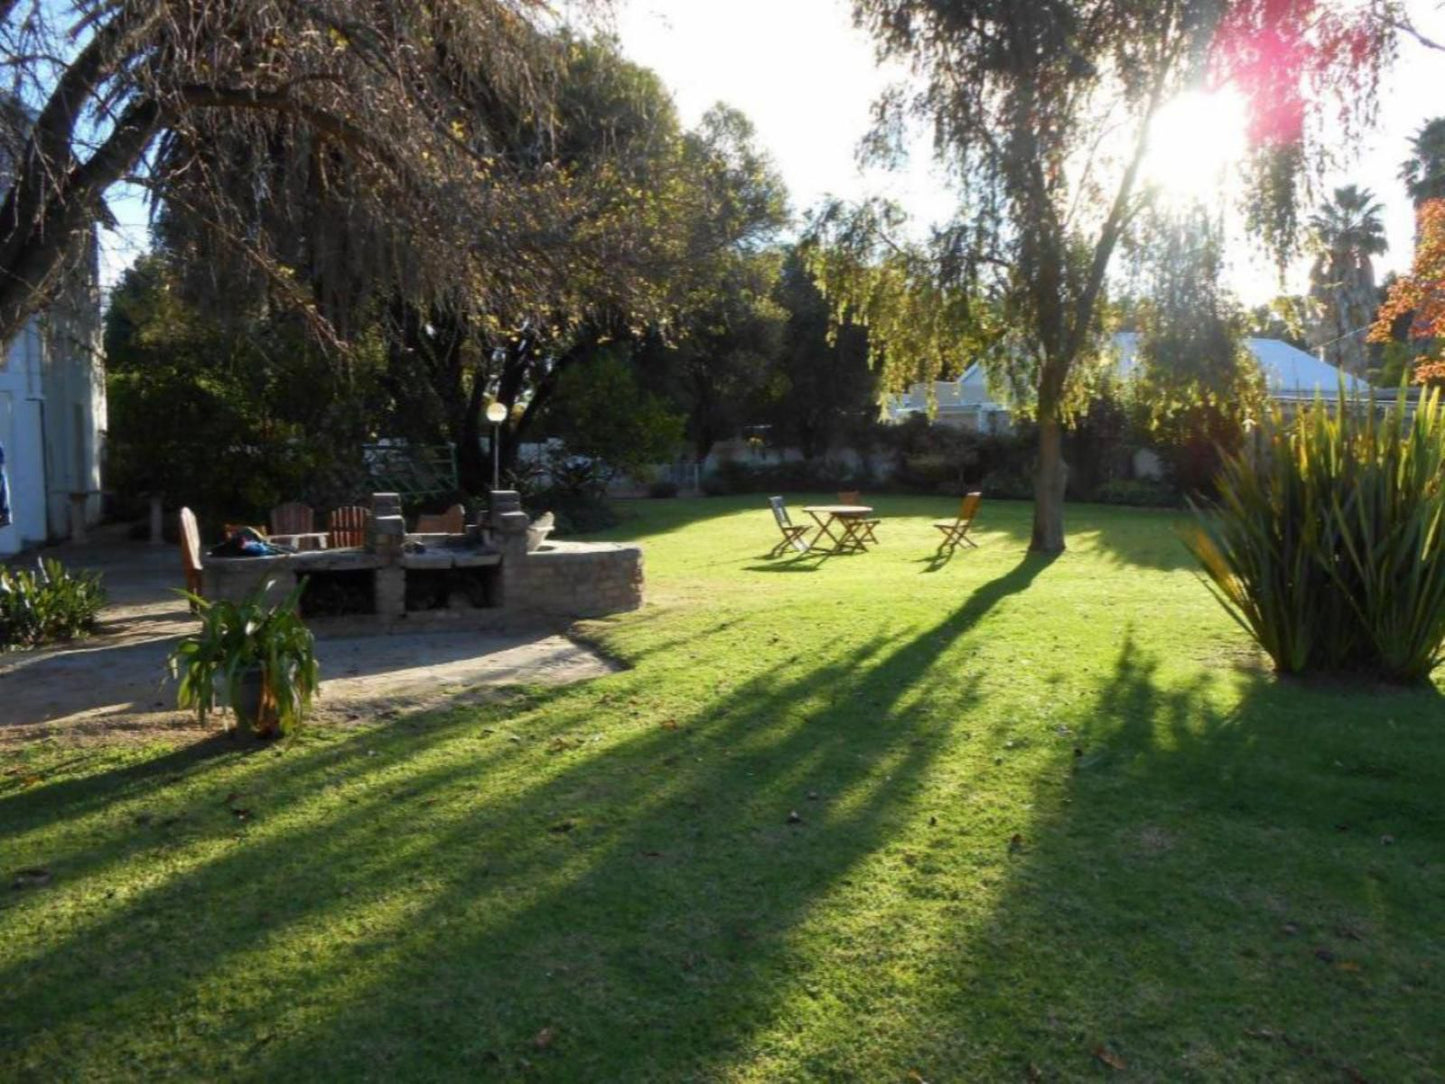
left=0, top=239, right=106, bottom=557
left=886, top=333, right=1371, bottom=430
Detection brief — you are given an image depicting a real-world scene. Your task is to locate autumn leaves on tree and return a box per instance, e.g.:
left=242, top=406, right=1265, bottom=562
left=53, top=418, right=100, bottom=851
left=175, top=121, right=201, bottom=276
left=1371, top=199, right=1445, bottom=386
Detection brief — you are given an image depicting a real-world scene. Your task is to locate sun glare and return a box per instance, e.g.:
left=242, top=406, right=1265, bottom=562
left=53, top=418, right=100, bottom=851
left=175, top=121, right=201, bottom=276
left=1143, top=89, right=1249, bottom=207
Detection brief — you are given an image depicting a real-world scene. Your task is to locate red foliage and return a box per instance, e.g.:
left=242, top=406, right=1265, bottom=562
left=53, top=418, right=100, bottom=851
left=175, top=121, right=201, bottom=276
left=1370, top=199, right=1445, bottom=386
left=1211, top=1, right=1390, bottom=150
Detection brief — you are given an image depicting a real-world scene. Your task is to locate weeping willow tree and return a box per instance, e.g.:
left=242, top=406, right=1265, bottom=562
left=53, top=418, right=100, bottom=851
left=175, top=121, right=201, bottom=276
left=808, top=0, right=1393, bottom=553
left=0, top=0, right=607, bottom=347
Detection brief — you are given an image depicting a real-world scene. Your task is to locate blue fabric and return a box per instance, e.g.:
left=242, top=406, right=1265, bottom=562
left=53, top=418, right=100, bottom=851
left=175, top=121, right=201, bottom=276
left=0, top=442, right=10, bottom=528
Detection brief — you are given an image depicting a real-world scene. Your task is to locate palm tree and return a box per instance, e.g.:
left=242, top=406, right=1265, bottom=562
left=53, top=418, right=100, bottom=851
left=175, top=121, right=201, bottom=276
left=1306, top=185, right=1388, bottom=376
left=1401, top=118, right=1445, bottom=207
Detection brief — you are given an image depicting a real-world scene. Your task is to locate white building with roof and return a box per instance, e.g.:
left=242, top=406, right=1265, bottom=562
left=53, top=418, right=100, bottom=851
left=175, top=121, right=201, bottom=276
left=0, top=242, right=106, bottom=557
left=887, top=334, right=1371, bottom=430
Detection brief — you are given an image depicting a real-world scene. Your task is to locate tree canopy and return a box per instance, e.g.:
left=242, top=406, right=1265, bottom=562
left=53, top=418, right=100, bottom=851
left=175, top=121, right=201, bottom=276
left=1371, top=198, right=1445, bottom=387
left=805, top=0, right=1393, bottom=551
left=1306, top=185, right=1388, bottom=376
left=0, top=0, right=608, bottom=346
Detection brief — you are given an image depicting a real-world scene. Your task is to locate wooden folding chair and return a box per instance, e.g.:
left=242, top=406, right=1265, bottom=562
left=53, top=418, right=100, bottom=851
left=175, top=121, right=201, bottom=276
left=415, top=503, right=465, bottom=534
left=768, top=496, right=811, bottom=556
left=178, top=507, right=203, bottom=608
left=933, top=492, right=982, bottom=553
left=270, top=501, right=314, bottom=536
left=837, top=491, right=879, bottom=544
left=328, top=505, right=372, bottom=548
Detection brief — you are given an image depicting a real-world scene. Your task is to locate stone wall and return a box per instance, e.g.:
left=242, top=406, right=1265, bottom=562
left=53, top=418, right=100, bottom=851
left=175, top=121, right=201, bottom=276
left=201, top=490, right=644, bottom=630
left=514, top=541, right=644, bottom=620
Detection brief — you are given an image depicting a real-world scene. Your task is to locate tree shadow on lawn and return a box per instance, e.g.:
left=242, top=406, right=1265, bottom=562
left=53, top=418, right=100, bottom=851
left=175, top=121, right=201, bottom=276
left=0, top=556, right=1056, bottom=1079
left=885, top=636, right=1445, bottom=1081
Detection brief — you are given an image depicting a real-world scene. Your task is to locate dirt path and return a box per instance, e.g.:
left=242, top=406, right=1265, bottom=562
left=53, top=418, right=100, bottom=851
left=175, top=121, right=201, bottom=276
left=1, top=529, right=617, bottom=747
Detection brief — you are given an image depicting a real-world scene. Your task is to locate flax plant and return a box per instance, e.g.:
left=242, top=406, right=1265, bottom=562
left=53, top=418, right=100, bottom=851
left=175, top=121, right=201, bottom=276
left=1187, top=387, right=1445, bottom=683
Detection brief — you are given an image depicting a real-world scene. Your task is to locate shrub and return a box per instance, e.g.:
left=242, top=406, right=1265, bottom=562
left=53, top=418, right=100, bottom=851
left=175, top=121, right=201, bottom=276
left=700, top=459, right=838, bottom=496
left=648, top=480, right=680, bottom=499
left=169, top=577, right=318, bottom=736
left=1186, top=390, right=1445, bottom=683
left=532, top=491, right=620, bottom=535
left=979, top=470, right=1033, bottom=500
left=0, top=558, right=106, bottom=650
left=1094, top=478, right=1180, bottom=508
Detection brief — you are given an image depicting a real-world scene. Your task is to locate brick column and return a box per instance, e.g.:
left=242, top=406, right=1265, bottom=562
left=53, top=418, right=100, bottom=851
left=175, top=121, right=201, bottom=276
left=488, top=490, right=530, bottom=610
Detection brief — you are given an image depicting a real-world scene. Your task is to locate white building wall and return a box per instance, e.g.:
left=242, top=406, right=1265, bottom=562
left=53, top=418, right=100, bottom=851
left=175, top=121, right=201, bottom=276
left=0, top=237, right=106, bottom=557
left=0, top=322, right=50, bottom=555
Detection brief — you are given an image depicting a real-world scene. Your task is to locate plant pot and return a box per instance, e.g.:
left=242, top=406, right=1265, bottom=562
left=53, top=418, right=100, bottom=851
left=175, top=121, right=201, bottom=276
left=232, top=666, right=281, bottom=739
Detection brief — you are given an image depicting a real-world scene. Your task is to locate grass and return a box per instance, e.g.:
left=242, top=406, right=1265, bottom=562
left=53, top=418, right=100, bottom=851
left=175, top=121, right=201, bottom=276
left=2, top=494, right=1442, bottom=1081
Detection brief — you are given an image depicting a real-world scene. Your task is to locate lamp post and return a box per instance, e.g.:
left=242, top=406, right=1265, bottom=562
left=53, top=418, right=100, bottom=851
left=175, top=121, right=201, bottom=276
left=485, top=401, right=508, bottom=491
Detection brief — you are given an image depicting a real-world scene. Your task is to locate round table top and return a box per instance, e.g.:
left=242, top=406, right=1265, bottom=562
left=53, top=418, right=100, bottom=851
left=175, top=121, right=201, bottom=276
left=803, top=505, right=873, bottom=515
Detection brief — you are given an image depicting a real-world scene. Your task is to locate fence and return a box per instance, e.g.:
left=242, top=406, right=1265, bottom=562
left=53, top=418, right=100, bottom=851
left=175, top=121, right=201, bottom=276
left=362, top=443, right=458, bottom=500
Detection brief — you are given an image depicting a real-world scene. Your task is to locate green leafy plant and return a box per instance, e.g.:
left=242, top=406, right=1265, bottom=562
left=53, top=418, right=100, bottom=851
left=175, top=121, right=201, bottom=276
left=0, top=558, right=106, bottom=650
left=1095, top=478, right=1180, bottom=508
left=1186, top=387, right=1445, bottom=683
left=169, top=578, right=320, bottom=736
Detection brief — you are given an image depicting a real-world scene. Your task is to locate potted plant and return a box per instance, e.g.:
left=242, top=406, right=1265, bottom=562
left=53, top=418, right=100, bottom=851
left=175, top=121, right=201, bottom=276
left=168, top=577, right=320, bottom=738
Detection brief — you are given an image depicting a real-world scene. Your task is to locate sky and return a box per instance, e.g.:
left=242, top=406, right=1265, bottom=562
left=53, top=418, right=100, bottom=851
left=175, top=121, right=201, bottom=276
left=98, top=0, right=1445, bottom=307
left=614, top=0, right=1445, bottom=305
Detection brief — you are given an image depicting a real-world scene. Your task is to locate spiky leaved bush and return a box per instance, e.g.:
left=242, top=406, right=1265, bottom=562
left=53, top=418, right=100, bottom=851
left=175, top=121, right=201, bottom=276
left=1187, top=389, right=1445, bottom=684
left=0, top=557, right=106, bottom=650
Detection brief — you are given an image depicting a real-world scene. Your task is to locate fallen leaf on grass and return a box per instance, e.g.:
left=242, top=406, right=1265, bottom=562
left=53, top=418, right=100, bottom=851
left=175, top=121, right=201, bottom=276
left=907, top=1071, right=929, bottom=1084
left=11, top=868, right=51, bottom=889
left=1314, top=948, right=1335, bottom=964
left=787, top=810, right=803, bottom=825
left=533, top=1026, right=556, bottom=1050
left=1093, top=1045, right=1126, bottom=1070
left=659, top=719, right=679, bottom=731
left=230, top=807, right=252, bottom=821
left=1336, top=961, right=1361, bottom=972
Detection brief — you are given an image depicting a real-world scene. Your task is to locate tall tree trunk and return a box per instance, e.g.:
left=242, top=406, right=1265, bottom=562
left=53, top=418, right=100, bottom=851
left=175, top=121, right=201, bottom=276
left=1031, top=411, right=1068, bottom=554
left=457, top=378, right=489, bottom=494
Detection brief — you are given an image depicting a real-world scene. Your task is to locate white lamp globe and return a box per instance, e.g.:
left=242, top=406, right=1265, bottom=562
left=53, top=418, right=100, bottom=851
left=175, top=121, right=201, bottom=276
left=485, top=402, right=508, bottom=424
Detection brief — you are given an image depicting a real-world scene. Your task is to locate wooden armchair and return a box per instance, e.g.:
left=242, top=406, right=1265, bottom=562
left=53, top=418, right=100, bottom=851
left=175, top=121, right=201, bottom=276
left=768, top=496, right=811, bottom=556
left=327, top=506, right=372, bottom=549
left=415, top=503, right=465, bottom=534
left=178, top=507, right=203, bottom=608
left=934, top=492, right=982, bottom=553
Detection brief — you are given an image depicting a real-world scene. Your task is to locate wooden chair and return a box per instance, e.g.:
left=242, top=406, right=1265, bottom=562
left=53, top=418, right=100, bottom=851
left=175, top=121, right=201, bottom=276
left=837, top=491, right=879, bottom=544
left=270, top=501, right=314, bottom=536
left=415, top=503, right=465, bottom=534
left=178, top=507, right=203, bottom=607
left=768, top=496, right=812, bottom=556
left=327, top=506, right=372, bottom=549
left=934, top=492, right=982, bottom=553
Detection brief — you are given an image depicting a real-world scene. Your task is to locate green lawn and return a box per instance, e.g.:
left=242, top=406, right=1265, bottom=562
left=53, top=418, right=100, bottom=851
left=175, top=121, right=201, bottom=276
left=3, top=495, right=1443, bottom=1081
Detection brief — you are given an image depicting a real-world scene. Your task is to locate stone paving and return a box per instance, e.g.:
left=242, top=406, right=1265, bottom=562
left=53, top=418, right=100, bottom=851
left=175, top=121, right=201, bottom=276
left=0, top=525, right=618, bottom=745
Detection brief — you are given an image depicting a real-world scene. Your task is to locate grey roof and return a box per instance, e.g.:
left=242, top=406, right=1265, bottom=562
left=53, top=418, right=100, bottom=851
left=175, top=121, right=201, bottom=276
left=1113, top=332, right=1370, bottom=398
